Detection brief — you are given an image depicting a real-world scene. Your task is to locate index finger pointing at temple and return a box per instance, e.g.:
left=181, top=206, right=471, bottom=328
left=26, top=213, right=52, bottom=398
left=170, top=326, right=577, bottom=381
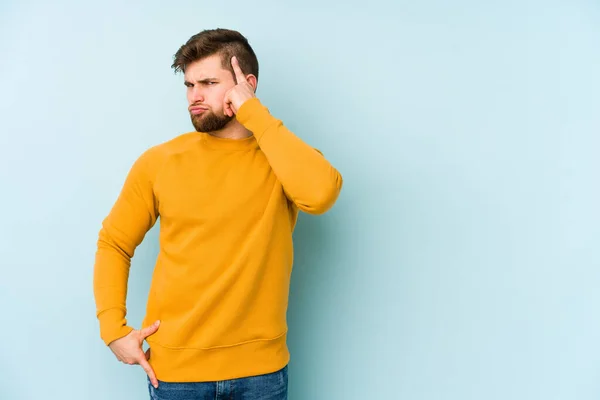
left=231, top=56, right=247, bottom=84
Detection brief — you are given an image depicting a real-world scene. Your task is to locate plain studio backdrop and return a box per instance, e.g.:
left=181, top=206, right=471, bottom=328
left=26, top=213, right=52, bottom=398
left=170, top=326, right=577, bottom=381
left=1, top=0, right=599, bottom=399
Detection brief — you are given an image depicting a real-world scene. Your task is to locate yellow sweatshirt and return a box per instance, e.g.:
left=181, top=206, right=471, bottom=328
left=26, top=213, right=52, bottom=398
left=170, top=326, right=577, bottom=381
left=93, top=97, right=343, bottom=382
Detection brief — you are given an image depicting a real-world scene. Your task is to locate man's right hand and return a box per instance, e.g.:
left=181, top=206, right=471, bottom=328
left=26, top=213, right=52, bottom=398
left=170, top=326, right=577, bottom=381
left=108, top=320, right=161, bottom=388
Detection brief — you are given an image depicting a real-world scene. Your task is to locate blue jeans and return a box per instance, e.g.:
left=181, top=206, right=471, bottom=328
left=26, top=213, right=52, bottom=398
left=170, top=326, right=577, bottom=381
left=147, top=365, right=288, bottom=399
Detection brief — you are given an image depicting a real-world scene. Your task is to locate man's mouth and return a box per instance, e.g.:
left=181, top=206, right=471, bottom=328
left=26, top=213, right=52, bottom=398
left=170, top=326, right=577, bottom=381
left=190, top=106, right=209, bottom=115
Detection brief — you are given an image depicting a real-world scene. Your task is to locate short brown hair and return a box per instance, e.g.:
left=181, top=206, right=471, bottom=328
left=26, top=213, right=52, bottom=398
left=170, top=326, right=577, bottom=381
left=171, top=28, right=259, bottom=83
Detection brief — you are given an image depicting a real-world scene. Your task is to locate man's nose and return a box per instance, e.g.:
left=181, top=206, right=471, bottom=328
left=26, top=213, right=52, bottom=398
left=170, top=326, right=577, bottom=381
left=191, top=86, right=205, bottom=104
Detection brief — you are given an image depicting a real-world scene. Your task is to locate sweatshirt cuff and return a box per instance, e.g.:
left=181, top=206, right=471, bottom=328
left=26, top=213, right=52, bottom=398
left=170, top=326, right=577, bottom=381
left=98, top=308, right=134, bottom=346
left=236, top=97, right=278, bottom=143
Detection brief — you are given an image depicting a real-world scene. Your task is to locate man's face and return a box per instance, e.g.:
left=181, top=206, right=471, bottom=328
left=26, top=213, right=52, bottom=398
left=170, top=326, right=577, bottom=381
left=184, top=54, right=236, bottom=132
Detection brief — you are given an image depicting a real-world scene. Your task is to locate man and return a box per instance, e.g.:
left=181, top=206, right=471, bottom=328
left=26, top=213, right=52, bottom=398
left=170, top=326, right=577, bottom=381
left=93, top=28, right=343, bottom=399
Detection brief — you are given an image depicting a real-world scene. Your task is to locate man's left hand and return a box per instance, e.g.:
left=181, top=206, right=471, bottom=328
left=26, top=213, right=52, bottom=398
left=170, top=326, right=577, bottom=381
left=223, top=56, right=256, bottom=117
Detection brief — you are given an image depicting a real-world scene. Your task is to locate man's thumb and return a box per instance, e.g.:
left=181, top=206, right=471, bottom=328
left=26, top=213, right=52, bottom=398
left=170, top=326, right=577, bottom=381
left=141, top=320, right=161, bottom=338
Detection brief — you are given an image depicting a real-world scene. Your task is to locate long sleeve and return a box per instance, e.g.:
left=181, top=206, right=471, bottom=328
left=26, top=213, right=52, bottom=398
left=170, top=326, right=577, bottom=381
left=93, top=148, right=160, bottom=345
left=236, top=98, right=343, bottom=214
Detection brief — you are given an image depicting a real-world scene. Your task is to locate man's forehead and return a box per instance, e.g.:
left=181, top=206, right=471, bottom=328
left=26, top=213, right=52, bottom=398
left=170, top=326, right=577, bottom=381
left=185, top=56, right=229, bottom=79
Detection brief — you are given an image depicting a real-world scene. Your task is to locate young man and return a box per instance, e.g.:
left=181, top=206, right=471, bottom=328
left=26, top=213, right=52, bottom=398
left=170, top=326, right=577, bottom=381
left=93, top=28, right=343, bottom=399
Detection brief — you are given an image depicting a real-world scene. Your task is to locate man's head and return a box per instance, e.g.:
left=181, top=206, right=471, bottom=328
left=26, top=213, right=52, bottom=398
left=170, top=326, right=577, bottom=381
left=172, top=28, right=259, bottom=133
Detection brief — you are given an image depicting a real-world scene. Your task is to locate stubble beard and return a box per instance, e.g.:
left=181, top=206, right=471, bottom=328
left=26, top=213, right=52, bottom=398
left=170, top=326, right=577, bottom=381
left=190, top=109, right=234, bottom=132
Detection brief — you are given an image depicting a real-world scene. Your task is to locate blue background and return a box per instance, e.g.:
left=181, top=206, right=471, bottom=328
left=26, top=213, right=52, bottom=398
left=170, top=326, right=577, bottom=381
left=1, top=0, right=599, bottom=398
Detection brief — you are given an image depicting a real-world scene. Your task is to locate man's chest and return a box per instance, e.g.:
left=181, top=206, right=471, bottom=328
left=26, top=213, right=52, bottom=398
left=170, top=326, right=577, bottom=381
left=155, top=152, right=278, bottom=222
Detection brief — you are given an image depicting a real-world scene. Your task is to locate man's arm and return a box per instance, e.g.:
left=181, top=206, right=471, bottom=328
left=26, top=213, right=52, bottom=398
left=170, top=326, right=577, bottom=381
left=236, top=97, right=343, bottom=214
left=223, top=56, right=342, bottom=214
left=93, top=147, right=160, bottom=346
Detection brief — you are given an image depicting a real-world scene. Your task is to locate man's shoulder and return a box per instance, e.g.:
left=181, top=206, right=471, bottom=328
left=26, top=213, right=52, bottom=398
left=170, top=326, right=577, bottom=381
left=131, top=131, right=198, bottom=175
left=152, top=131, right=198, bottom=153
left=139, top=131, right=198, bottom=159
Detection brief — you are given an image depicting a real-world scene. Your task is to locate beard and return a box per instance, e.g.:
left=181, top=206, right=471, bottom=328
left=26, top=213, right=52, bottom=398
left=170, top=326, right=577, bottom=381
left=190, top=108, right=234, bottom=132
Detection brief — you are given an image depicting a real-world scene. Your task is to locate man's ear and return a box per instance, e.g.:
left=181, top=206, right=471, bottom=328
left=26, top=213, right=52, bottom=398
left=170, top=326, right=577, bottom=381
left=246, top=74, right=258, bottom=92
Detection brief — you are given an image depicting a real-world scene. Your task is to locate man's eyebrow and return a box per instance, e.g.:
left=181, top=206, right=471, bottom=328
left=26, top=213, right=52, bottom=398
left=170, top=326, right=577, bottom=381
left=184, top=78, right=219, bottom=85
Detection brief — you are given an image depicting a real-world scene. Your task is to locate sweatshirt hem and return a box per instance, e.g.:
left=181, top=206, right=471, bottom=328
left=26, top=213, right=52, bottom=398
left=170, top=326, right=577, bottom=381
left=146, top=332, right=289, bottom=382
